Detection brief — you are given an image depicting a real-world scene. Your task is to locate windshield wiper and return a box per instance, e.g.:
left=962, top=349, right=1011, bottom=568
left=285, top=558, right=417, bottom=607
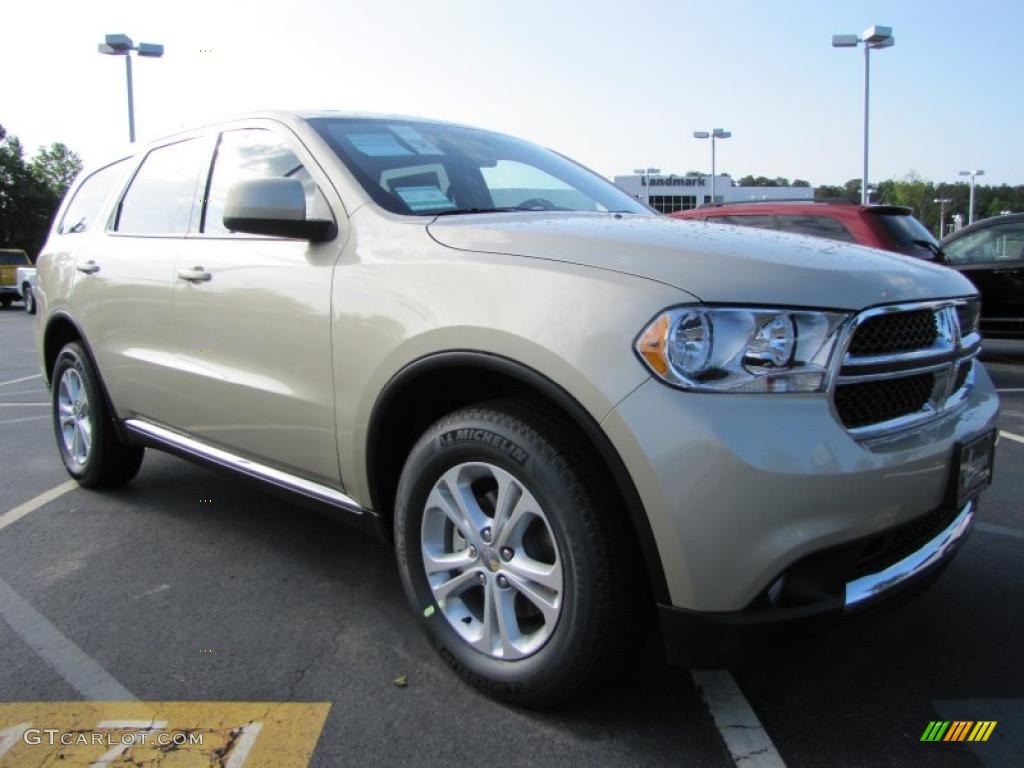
left=911, top=238, right=942, bottom=258
left=431, top=207, right=525, bottom=217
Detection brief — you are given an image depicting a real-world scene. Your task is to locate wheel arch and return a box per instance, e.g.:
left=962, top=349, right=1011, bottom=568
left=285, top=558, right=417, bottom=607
left=366, top=350, right=671, bottom=604
left=42, top=312, right=126, bottom=438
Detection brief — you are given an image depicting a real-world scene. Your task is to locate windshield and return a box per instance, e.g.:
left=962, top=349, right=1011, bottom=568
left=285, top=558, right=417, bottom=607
left=870, top=211, right=939, bottom=257
left=308, top=117, right=648, bottom=217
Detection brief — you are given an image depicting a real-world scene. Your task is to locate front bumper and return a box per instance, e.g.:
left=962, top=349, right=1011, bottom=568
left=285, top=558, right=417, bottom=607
left=602, top=362, right=1000, bottom=615
left=657, top=498, right=975, bottom=665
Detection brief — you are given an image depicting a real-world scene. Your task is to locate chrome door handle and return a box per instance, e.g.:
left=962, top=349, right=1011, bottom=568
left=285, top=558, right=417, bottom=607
left=177, top=267, right=212, bottom=283
left=76, top=261, right=100, bottom=275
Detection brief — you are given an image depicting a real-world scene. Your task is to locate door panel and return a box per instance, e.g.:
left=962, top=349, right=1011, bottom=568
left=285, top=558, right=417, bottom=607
left=170, top=126, right=342, bottom=485
left=73, top=235, right=184, bottom=421
left=171, top=238, right=340, bottom=484
left=72, top=138, right=207, bottom=423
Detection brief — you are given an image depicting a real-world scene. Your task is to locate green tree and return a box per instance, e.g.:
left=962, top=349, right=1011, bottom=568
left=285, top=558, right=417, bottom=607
left=0, top=130, right=82, bottom=259
left=30, top=143, right=82, bottom=197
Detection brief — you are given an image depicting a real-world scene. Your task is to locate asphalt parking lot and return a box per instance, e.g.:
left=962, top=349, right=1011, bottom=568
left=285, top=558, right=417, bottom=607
left=1, top=305, right=1022, bottom=767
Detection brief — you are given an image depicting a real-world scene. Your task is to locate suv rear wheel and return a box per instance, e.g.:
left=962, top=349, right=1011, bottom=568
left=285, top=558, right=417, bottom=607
left=394, top=400, right=629, bottom=706
left=51, top=342, right=144, bottom=487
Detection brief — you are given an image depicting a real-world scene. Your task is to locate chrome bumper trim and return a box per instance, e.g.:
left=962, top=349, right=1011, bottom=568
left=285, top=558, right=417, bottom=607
left=124, top=418, right=365, bottom=514
left=844, top=499, right=974, bottom=609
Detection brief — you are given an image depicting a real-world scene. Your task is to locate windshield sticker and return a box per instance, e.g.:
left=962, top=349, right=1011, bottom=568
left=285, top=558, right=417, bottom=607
left=394, top=185, right=456, bottom=212
left=346, top=133, right=413, bottom=157
left=389, top=125, right=444, bottom=156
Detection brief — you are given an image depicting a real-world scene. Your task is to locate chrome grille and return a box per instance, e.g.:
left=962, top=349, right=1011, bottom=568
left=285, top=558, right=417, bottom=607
left=846, top=309, right=938, bottom=356
left=834, top=373, right=936, bottom=429
left=832, top=300, right=981, bottom=438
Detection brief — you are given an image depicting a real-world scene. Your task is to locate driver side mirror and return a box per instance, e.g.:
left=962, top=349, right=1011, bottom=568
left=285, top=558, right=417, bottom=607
left=223, top=178, right=336, bottom=242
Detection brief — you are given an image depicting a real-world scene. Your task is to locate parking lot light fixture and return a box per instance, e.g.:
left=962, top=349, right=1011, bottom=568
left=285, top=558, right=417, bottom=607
left=98, top=34, right=164, bottom=143
left=832, top=26, right=894, bottom=205
left=693, top=129, right=731, bottom=207
left=958, top=170, right=985, bottom=225
left=933, top=197, right=953, bottom=238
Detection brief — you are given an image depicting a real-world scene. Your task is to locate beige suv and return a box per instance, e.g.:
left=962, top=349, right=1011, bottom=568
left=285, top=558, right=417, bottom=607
left=35, top=112, right=999, bottom=705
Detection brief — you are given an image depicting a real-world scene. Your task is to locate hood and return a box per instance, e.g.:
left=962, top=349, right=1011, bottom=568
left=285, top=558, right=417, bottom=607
left=428, top=212, right=976, bottom=310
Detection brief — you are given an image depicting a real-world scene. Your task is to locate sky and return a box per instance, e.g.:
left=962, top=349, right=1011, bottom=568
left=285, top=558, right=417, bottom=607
left=3, top=0, right=1022, bottom=187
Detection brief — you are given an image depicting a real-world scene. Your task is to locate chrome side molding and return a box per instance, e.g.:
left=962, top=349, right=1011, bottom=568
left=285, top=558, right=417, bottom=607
left=124, top=418, right=365, bottom=515
left=844, top=499, right=974, bottom=609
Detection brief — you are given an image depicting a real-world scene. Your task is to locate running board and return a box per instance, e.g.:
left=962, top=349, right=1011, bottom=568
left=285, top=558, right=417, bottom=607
left=123, top=418, right=367, bottom=516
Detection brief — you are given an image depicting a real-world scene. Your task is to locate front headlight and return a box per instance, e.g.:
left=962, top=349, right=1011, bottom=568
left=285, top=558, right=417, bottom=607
left=635, top=306, right=850, bottom=393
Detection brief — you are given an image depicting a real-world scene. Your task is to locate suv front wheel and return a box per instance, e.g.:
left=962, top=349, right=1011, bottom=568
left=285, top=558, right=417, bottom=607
left=51, top=342, right=144, bottom=487
left=394, top=400, right=630, bottom=706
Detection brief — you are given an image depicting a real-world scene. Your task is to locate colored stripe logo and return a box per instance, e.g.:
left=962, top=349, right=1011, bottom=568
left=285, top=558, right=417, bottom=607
left=921, top=721, right=997, bottom=742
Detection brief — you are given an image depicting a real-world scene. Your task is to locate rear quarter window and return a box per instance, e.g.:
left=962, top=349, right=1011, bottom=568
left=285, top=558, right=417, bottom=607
left=58, top=159, right=129, bottom=234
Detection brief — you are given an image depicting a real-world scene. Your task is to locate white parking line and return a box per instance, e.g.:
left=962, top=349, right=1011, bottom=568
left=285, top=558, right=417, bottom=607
left=0, top=480, right=78, bottom=533
left=976, top=522, right=1024, bottom=541
left=1000, top=430, right=1024, bottom=446
left=0, top=374, right=42, bottom=388
left=0, top=415, right=49, bottom=426
left=0, top=480, right=136, bottom=700
left=0, top=578, right=136, bottom=700
left=224, top=723, right=263, bottom=768
left=691, top=670, right=786, bottom=767
left=0, top=403, right=48, bottom=407
left=996, top=388, right=1024, bottom=393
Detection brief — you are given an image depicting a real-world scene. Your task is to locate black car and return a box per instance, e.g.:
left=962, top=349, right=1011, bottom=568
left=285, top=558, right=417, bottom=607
left=940, top=213, right=1024, bottom=339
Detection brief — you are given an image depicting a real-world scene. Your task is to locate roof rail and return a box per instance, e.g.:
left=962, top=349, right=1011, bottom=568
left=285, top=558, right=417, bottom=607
left=700, top=197, right=856, bottom=208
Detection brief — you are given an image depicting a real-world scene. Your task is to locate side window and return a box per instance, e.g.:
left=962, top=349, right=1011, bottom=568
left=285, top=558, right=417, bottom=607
left=58, top=159, right=129, bottom=234
left=115, top=140, right=205, bottom=235
left=202, top=129, right=331, bottom=235
left=715, top=215, right=776, bottom=230
left=944, top=224, right=1024, bottom=265
left=775, top=215, right=856, bottom=243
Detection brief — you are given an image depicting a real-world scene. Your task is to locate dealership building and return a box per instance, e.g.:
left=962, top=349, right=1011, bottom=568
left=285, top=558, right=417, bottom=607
left=613, top=173, right=814, bottom=214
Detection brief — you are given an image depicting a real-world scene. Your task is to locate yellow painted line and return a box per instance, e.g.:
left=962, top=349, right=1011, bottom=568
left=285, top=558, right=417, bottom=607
left=0, top=480, right=77, bottom=533
left=999, top=429, right=1024, bottom=445
left=0, top=702, right=330, bottom=766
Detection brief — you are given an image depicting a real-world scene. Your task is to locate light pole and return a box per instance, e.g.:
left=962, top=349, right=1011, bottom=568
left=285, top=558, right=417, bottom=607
left=832, top=26, right=894, bottom=205
left=693, top=129, right=730, bottom=206
left=933, top=197, right=952, bottom=238
left=958, top=170, right=985, bottom=224
left=633, top=167, right=661, bottom=206
left=98, top=34, right=164, bottom=143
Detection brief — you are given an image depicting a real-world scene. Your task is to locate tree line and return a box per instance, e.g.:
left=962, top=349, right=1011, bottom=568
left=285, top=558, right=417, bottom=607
left=720, top=172, right=1020, bottom=237
left=814, top=174, right=1022, bottom=236
left=0, top=124, right=83, bottom=261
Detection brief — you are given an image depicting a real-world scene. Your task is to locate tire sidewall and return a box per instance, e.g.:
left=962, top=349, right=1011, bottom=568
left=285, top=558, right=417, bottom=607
left=52, top=344, right=102, bottom=483
left=395, top=409, right=601, bottom=700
